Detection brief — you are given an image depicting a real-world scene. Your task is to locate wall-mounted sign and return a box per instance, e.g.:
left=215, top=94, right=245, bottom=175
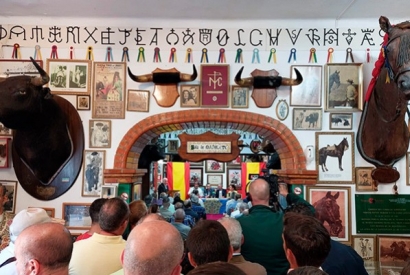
left=187, top=142, right=231, bottom=153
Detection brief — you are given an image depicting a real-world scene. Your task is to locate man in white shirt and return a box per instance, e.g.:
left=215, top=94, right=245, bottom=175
left=188, top=183, right=204, bottom=197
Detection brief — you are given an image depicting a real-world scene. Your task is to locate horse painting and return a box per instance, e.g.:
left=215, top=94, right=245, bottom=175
left=357, top=16, right=410, bottom=183
left=328, top=70, right=340, bottom=92
left=318, top=138, right=349, bottom=172
left=314, top=191, right=343, bottom=237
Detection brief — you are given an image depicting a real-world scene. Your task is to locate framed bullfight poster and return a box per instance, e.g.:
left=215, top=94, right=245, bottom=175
left=82, top=150, right=105, bottom=197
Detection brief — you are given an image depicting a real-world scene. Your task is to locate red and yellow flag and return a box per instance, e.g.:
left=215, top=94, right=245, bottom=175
left=167, top=162, right=190, bottom=200
left=240, top=162, right=266, bottom=198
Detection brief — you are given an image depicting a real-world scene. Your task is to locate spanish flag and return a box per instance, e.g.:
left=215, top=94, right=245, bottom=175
left=167, top=162, right=190, bottom=200
left=240, top=162, right=266, bottom=198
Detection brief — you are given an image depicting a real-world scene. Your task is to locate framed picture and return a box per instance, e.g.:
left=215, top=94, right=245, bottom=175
left=89, top=120, right=111, bottom=148
left=0, top=59, right=43, bottom=77
left=189, top=161, right=203, bottom=167
left=306, top=186, right=351, bottom=244
left=0, top=138, right=10, bottom=168
left=290, top=65, right=322, bottom=106
left=200, top=64, right=229, bottom=107
left=207, top=175, right=223, bottom=186
left=28, top=207, right=55, bottom=218
left=324, top=63, right=363, bottom=112
left=407, top=152, right=410, bottom=186
left=82, top=150, right=105, bottom=197
left=231, top=86, right=249, bottom=108
left=205, top=160, right=225, bottom=173
left=190, top=168, right=203, bottom=186
left=292, top=108, right=322, bottom=130
left=0, top=123, right=12, bottom=136
left=276, top=99, right=289, bottom=121
left=101, top=185, right=118, bottom=199
left=329, top=113, right=353, bottom=130
left=355, top=167, right=376, bottom=191
left=46, top=59, right=92, bottom=95
left=315, top=132, right=355, bottom=183
left=62, top=203, right=91, bottom=229
left=352, top=235, right=377, bottom=262
left=92, top=61, right=126, bottom=119
left=77, top=95, right=90, bottom=110
left=0, top=180, right=17, bottom=213
left=227, top=168, right=242, bottom=190
left=168, top=140, right=179, bottom=153
left=127, top=89, right=150, bottom=112
left=378, top=235, right=410, bottom=267
left=180, top=85, right=200, bottom=107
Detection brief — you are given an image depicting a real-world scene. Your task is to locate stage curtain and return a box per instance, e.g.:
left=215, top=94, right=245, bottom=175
left=167, top=162, right=190, bottom=200
left=240, top=162, right=266, bottom=198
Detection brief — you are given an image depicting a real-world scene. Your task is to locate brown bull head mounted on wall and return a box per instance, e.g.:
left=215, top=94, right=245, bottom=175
left=128, top=65, right=197, bottom=107
left=235, top=66, right=303, bottom=108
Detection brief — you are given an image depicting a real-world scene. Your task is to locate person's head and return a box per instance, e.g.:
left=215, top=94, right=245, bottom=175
left=218, top=217, right=242, bottom=252
left=175, top=202, right=183, bottom=210
left=149, top=204, right=159, bottom=214
left=287, top=266, right=329, bottom=275
left=194, top=183, right=199, bottom=189
left=238, top=202, right=249, bottom=213
left=206, top=184, right=211, bottom=190
left=190, top=88, right=197, bottom=99
left=89, top=198, right=107, bottom=225
left=217, top=185, right=222, bottom=190
left=123, top=220, right=184, bottom=275
left=174, top=208, right=185, bottom=222
left=283, top=212, right=331, bottom=268
left=285, top=202, right=315, bottom=217
left=190, top=194, right=199, bottom=205
left=173, top=191, right=180, bottom=198
left=184, top=200, right=192, bottom=209
left=120, top=192, right=129, bottom=201
left=99, top=197, right=130, bottom=235
left=235, top=193, right=242, bottom=201
left=192, top=189, right=199, bottom=196
left=9, top=208, right=51, bottom=244
left=138, top=213, right=166, bottom=224
left=162, top=197, right=171, bottom=209
left=162, top=178, right=168, bottom=185
left=128, top=200, right=148, bottom=228
left=186, top=261, right=246, bottom=275
left=113, top=71, right=121, bottom=82
left=249, top=178, right=270, bottom=206
left=229, top=184, right=236, bottom=191
left=183, top=90, right=189, bottom=99
left=186, top=220, right=232, bottom=267
left=15, top=223, right=73, bottom=275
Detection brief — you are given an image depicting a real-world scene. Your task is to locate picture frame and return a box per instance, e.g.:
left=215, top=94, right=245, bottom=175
left=352, top=235, right=377, bottom=262
left=92, top=61, right=126, bottom=119
left=180, top=85, right=200, bottom=107
left=0, top=59, right=44, bottom=77
left=329, top=113, right=353, bottom=130
left=292, top=108, right=322, bottom=130
left=189, top=167, right=203, bottom=186
left=0, top=123, right=12, bottom=136
left=189, top=161, right=203, bottom=167
left=205, top=160, right=225, bottom=173
left=315, top=132, right=355, bottom=183
left=227, top=168, right=242, bottom=190
left=89, top=120, right=111, bottom=148
left=46, top=59, right=92, bottom=95
left=290, top=65, right=322, bottom=106
left=200, top=64, right=230, bottom=107
left=77, top=95, right=90, bottom=110
left=355, top=167, right=376, bottom=191
left=0, top=138, right=10, bottom=168
left=407, top=152, right=410, bottom=186
left=62, top=202, right=91, bottom=229
left=0, top=180, right=17, bottom=213
left=28, top=207, right=55, bottom=218
left=306, top=185, right=351, bottom=244
left=82, top=150, right=106, bottom=197
left=276, top=99, right=289, bottom=121
left=127, top=89, right=150, bottom=112
left=231, top=86, right=249, bottom=108
left=324, top=63, right=363, bottom=112
left=377, top=235, right=410, bottom=267
left=101, top=184, right=118, bottom=199
left=207, top=174, right=223, bottom=186
left=167, top=140, right=179, bottom=153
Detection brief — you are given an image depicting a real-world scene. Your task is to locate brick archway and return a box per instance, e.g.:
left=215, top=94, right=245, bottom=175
left=113, top=109, right=317, bottom=184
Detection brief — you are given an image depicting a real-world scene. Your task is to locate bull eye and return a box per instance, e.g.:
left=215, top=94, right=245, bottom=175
left=19, top=90, right=26, bottom=95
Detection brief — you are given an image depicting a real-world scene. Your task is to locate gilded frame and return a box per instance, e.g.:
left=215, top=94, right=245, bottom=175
left=62, top=202, right=91, bottom=230
left=231, top=86, right=249, bottom=108
left=127, top=89, right=150, bottom=112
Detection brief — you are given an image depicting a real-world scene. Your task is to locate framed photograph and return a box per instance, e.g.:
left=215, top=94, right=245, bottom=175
left=190, top=168, right=203, bottom=186
left=378, top=235, right=410, bottom=267
left=46, top=59, right=92, bottom=95
left=355, top=167, right=376, bottom=191
left=231, top=86, right=249, bottom=108
left=276, top=99, right=289, bottom=121
left=0, top=138, right=10, bottom=168
left=89, top=120, right=111, bottom=148
left=168, top=140, right=179, bottom=153
left=101, top=185, right=118, bottom=199
left=0, top=59, right=43, bottom=77
left=316, top=132, right=355, bottom=183
left=207, top=175, right=223, bottom=186
left=127, top=89, right=150, bottom=112
left=227, top=168, right=242, bottom=190
left=200, top=64, right=229, bottom=107
left=325, top=63, right=363, bottom=112
left=189, top=161, right=203, bottom=167
left=290, top=65, right=322, bottom=106
left=329, top=113, right=353, bottom=130
left=82, top=150, right=106, bottom=197
left=28, top=207, right=55, bottom=218
left=180, top=85, right=200, bottom=107
left=352, top=235, right=377, bottom=262
left=0, top=123, right=12, bottom=136
left=306, top=186, right=351, bottom=244
left=77, top=95, right=90, bottom=110
left=0, top=180, right=17, bottom=213
left=292, top=108, right=322, bottom=130
left=205, top=160, right=225, bottom=173
left=62, top=203, right=91, bottom=229
left=406, top=152, right=410, bottom=186
left=92, top=62, right=126, bottom=119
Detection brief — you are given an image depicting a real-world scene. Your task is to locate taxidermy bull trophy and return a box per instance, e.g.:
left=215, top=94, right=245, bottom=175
left=0, top=58, right=84, bottom=200
left=234, top=66, right=303, bottom=108
left=357, top=16, right=410, bottom=183
left=128, top=65, right=197, bottom=107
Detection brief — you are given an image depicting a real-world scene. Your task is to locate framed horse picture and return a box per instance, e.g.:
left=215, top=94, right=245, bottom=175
left=315, top=132, right=355, bottom=184
left=306, top=186, right=351, bottom=244
left=377, top=235, right=410, bottom=267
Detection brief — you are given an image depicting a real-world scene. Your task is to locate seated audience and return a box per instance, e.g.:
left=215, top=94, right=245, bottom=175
left=188, top=183, right=204, bottom=197
left=170, top=202, right=195, bottom=228
left=184, top=200, right=199, bottom=222
left=128, top=199, right=148, bottom=230
left=173, top=192, right=183, bottom=205
left=226, top=193, right=241, bottom=216
left=160, top=192, right=175, bottom=212
left=215, top=184, right=227, bottom=198
left=149, top=198, right=162, bottom=214
left=187, top=261, right=246, bottom=275
left=77, top=198, right=107, bottom=241
left=190, top=193, right=206, bottom=220
left=231, top=202, right=249, bottom=218
left=204, top=184, right=215, bottom=198
left=159, top=197, right=174, bottom=220
left=190, top=190, right=204, bottom=207
left=171, top=209, right=191, bottom=241
left=218, top=217, right=267, bottom=275
left=288, top=266, right=329, bottom=275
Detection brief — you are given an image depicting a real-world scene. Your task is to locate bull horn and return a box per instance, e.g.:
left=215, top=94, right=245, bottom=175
left=180, top=65, right=197, bottom=82
left=127, top=67, right=153, bottom=82
left=30, top=57, right=49, bottom=86
left=234, top=66, right=253, bottom=87
left=281, top=68, right=303, bottom=86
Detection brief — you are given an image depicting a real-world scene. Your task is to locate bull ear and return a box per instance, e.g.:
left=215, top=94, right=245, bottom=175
left=379, top=16, right=392, bottom=33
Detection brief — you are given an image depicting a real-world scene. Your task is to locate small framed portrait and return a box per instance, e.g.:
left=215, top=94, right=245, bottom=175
left=292, top=108, right=322, bottom=130
left=378, top=235, right=410, bottom=267
left=352, top=235, right=377, bottom=262
left=189, top=161, right=203, bottom=167
left=0, top=180, right=17, bottom=213
left=276, top=99, right=289, bottom=121
left=127, top=89, right=150, bottom=112
left=82, top=150, right=106, bottom=197
left=329, top=113, right=353, bottom=130
left=168, top=140, right=179, bottom=153
left=205, top=160, right=225, bottom=173
left=227, top=168, right=242, bottom=190
left=231, top=86, right=249, bottom=108
left=28, top=207, right=55, bottom=218
left=89, top=120, right=111, bottom=148
left=180, top=85, right=200, bottom=107
left=0, top=123, right=12, bottom=136
left=62, top=203, right=91, bottom=229
left=101, top=185, right=118, bottom=199
left=355, top=167, right=376, bottom=191
left=77, top=95, right=90, bottom=110
left=290, top=65, right=322, bottom=106
left=207, top=175, right=223, bottom=186
left=190, top=168, right=203, bottom=186
left=0, top=138, right=10, bottom=168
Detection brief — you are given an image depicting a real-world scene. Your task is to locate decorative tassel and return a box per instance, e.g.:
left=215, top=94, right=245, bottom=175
left=33, top=45, right=42, bottom=61
left=137, top=47, right=145, bottom=62
left=69, top=46, right=74, bottom=60
left=268, top=48, right=277, bottom=63
left=105, top=47, right=113, bottom=61
left=345, top=48, right=355, bottom=63
left=235, top=48, right=243, bottom=63
left=252, top=49, right=260, bottom=64
left=122, top=47, right=130, bottom=62
left=185, top=48, right=193, bottom=63
left=153, top=47, right=161, bottom=63
left=218, top=48, right=226, bottom=63
left=287, top=48, right=296, bottom=63
left=86, top=46, right=94, bottom=60
left=168, top=48, right=177, bottom=63
left=12, top=43, right=21, bottom=59
left=50, top=45, right=58, bottom=59
left=201, top=48, right=209, bottom=63
left=327, top=48, right=334, bottom=63
left=308, top=48, right=317, bottom=63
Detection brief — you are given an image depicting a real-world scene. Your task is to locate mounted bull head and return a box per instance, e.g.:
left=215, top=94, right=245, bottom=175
left=234, top=66, right=303, bottom=108
left=138, top=140, right=168, bottom=169
left=128, top=65, right=197, bottom=107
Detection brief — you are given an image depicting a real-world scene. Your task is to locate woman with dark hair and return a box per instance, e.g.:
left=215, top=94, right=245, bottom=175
left=173, top=192, right=183, bottom=205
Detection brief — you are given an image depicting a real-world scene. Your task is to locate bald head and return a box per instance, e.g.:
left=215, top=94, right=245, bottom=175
left=174, top=208, right=185, bottom=221
left=249, top=178, right=270, bottom=205
left=123, top=220, right=184, bottom=275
